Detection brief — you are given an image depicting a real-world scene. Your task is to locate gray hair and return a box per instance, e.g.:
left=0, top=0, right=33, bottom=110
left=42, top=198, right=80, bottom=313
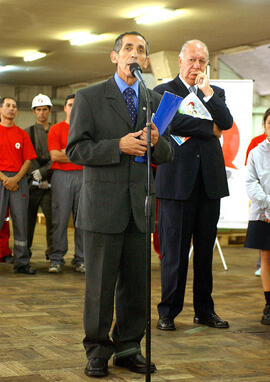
left=179, top=40, right=209, bottom=61
left=113, top=31, right=149, bottom=56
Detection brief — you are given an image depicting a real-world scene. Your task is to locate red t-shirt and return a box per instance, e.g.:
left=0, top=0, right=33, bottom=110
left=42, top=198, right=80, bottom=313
left=0, top=124, right=37, bottom=172
left=244, top=133, right=266, bottom=165
left=47, top=121, right=82, bottom=171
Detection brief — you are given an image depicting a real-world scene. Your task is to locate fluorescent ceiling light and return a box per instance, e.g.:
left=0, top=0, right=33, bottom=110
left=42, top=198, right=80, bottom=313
left=23, top=52, right=46, bottom=62
left=135, top=7, right=183, bottom=24
left=0, top=65, right=14, bottom=72
left=68, top=32, right=107, bottom=46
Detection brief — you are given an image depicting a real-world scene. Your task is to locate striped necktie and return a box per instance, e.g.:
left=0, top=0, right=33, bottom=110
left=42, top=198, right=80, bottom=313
left=189, top=86, right=197, bottom=94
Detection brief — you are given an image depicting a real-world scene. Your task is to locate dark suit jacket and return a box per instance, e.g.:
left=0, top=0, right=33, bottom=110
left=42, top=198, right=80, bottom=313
left=154, top=76, right=233, bottom=200
left=66, top=77, right=173, bottom=234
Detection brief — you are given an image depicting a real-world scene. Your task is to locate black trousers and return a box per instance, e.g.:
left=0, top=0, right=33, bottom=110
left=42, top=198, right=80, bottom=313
left=158, top=174, right=220, bottom=319
left=27, top=187, right=53, bottom=256
left=83, top=215, right=146, bottom=360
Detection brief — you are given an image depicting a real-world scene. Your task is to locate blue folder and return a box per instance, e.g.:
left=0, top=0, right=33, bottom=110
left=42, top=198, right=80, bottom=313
left=152, top=91, right=183, bottom=135
left=135, top=91, right=183, bottom=163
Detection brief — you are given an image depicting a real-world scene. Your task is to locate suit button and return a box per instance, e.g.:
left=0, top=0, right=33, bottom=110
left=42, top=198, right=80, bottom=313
left=196, top=154, right=200, bottom=158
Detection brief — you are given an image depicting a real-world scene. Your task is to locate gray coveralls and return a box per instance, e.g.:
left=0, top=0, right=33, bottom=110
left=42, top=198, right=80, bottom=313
left=50, top=170, right=84, bottom=265
left=0, top=174, right=30, bottom=269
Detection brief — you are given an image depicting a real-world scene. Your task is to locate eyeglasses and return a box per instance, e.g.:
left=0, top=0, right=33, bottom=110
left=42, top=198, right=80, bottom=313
left=186, top=58, right=208, bottom=66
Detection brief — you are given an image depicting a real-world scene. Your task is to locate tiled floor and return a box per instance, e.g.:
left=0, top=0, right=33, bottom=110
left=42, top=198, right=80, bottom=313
left=0, top=223, right=269, bottom=381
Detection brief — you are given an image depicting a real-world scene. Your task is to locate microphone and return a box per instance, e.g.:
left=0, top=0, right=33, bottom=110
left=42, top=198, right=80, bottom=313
left=130, top=63, right=145, bottom=85
left=130, top=63, right=148, bottom=164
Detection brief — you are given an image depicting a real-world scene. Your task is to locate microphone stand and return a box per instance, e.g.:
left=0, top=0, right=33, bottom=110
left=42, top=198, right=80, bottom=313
left=144, top=83, right=152, bottom=382
left=131, top=65, right=152, bottom=382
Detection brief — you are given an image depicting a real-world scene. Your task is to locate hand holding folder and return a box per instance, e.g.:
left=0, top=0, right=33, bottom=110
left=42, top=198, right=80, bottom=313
left=135, top=91, right=183, bottom=162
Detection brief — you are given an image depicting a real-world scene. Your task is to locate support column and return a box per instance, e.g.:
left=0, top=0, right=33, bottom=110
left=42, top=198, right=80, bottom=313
left=209, top=54, right=219, bottom=79
left=149, top=51, right=179, bottom=85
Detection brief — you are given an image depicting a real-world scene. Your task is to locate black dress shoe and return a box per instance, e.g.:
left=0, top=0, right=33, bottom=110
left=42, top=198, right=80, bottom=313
left=85, top=358, right=108, bottom=378
left=113, top=352, right=156, bottom=374
left=261, top=304, right=270, bottom=325
left=157, top=317, right=176, bottom=331
left=194, top=312, right=229, bottom=328
left=1, top=255, right=14, bottom=263
left=14, top=265, right=36, bottom=275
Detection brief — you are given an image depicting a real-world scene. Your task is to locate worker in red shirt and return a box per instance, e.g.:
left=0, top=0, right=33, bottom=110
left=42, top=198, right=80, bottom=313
left=0, top=97, right=37, bottom=274
left=47, top=94, right=84, bottom=273
left=0, top=112, right=13, bottom=263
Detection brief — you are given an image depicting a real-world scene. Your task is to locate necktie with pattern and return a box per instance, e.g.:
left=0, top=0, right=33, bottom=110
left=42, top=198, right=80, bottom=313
left=189, top=86, right=197, bottom=94
left=123, top=87, right=137, bottom=127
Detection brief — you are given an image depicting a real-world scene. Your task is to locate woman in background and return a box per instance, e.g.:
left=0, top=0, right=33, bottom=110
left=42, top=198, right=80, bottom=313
left=245, top=107, right=270, bottom=324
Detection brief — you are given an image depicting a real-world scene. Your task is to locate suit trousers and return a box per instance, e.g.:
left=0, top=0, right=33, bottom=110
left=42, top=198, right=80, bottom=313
left=158, top=171, right=220, bottom=319
left=83, top=214, right=146, bottom=360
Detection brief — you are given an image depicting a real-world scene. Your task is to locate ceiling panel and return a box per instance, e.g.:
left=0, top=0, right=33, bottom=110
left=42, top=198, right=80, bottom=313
left=0, top=0, right=269, bottom=90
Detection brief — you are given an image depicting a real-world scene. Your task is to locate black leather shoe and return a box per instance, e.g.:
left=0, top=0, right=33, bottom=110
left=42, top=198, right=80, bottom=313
left=85, top=358, right=108, bottom=378
left=194, top=312, right=229, bottom=328
left=1, top=255, right=14, bottom=264
left=113, top=352, right=156, bottom=374
left=157, top=317, right=176, bottom=331
left=14, top=265, right=36, bottom=275
left=261, top=304, right=270, bottom=325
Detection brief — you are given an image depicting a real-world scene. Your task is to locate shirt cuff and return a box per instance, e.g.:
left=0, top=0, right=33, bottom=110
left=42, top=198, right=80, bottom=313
left=203, top=93, right=214, bottom=103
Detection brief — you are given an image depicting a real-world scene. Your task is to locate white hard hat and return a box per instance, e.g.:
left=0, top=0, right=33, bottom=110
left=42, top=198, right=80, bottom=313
left=32, top=93, right=52, bottom=109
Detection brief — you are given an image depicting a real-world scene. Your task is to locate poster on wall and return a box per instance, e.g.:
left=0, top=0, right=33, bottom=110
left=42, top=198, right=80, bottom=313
left=210, top=79, right=253, bottom=229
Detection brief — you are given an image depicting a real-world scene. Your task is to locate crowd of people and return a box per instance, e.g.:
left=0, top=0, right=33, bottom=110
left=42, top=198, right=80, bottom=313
left=0, top=93, right=85, bottom=274
left=0, top=31, right=269, bottom=379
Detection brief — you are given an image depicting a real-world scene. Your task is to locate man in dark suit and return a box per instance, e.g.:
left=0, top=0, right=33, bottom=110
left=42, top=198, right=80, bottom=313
left=66, top=32, right=173, bottom=378
left=155, top=40, right=233, bottom=331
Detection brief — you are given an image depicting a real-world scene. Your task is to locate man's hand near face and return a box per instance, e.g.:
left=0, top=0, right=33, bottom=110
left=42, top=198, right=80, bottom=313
left=195, top=71, right=214, bottom=97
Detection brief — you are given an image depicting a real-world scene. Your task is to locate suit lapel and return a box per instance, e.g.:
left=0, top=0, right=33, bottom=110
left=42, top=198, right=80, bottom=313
left=197, top=88, right=210, bottom=109
left=104, top=77, right=133, bottom=129
left=135, top=83, right=148, bottom=132
left=172, top=76, right=190, bottom=98
left=197, top=88, right=205, bottom=101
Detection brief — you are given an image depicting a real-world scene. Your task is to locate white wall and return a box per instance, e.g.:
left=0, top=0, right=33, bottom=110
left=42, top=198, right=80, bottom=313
left=218, top=60, right=270, bottom=137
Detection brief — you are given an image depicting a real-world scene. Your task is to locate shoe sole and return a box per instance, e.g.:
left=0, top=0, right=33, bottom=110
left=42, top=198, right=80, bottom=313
left=128, top=366, right=156, bottom=374
left=48, top=269, right=61, bottom=273
left=113, top=359, right=156, bottom=374
left=75, top=268, right=85, bottom=273
left=261, top=319, right=270, bottom=325
left=156, top=325, right=176, bottom=331
left=113, top=364, right=156, bottom=374
left=85, top=368, right=108, bottom=377
left=194, top=318, right=229, bottom=328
